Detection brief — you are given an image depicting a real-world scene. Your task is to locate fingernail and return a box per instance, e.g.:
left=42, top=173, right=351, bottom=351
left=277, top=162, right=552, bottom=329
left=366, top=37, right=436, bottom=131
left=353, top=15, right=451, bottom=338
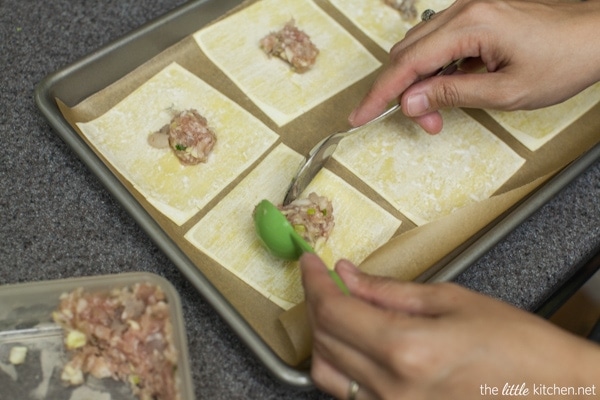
left=348, top=108, right=358, bottom=125
left=335, top=260, right=359, bottom=287
left=336, top=259, right=358, bottom=274
left=406, top=93, right=429, bottom=116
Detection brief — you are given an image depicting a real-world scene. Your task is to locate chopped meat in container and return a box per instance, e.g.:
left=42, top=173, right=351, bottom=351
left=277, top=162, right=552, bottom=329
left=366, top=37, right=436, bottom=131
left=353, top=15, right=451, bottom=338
left=52, top=283, right=180, bottom=400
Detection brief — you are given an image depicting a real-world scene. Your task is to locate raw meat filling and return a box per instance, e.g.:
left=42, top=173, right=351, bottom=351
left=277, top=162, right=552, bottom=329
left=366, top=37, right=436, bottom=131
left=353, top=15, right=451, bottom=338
left=53, top=283, right=180, bottom=400
left=384, top=0, right=418, bottom=21
left=260, top=19, right=319, bottom=73
left=278, top=192, right=334, bottom=249
left=149, top=109, right=217, bottom=165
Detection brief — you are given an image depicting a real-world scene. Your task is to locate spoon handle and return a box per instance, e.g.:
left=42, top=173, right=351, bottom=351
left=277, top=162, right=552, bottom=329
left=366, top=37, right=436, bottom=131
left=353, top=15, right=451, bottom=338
left=329, top=269, right=350, bottom=295
left=283, top=59, right=463, bottom=205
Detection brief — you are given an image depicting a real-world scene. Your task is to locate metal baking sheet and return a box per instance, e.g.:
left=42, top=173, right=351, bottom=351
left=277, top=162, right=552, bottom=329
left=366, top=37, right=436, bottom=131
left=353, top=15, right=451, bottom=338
left=34, top=0, right=600, bottom=388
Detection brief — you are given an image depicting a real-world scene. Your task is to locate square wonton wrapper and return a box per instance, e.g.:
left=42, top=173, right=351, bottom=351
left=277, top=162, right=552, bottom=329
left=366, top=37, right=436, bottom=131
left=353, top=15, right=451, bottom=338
left=77, top=63, right=278, bottom=225
left=184, top=144, right=401, bottom=310
left=193, top=0, right=381, bottom=126
left=485, top=82, right=600, bottom=151
left=329, top=0, right=455, bottom=51
left=334, top=108, right=525, bottom=226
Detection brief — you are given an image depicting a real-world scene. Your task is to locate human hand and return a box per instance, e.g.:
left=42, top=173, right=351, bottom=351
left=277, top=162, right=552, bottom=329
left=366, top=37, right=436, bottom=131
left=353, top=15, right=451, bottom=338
left=349, top=0, right=600, bottom=134
left=300, top=253, right=600, bottom=399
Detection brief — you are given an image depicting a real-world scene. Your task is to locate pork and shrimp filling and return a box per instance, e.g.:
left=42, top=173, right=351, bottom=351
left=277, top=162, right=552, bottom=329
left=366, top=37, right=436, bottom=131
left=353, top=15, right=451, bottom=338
left=53, top=283, right=180, bottom=400
left=278, top=192, right=334, bottom=249
left=384, top=0, right=418, bottom=20
left=260, top=19, right=319, bottom=73
left=148, top=108, right=217, bottom=165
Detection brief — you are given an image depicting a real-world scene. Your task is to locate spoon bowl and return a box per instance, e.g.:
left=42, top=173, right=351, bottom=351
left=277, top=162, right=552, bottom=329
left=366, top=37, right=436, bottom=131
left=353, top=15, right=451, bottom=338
left=253, top=199, right=314, bottom=260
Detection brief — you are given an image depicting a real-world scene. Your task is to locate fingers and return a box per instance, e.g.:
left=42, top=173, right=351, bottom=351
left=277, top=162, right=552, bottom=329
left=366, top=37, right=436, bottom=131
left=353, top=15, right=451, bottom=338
left=355, top=0, right=589, bottom=122
left=300, top=253, right=347, bottom=297
left=310, top=330, right=386, bottom=400
left=349, top=9, right=465, bottom=127
left=349, top=0, right=515, bottom=130
left=398, top=4, right=457, bottom=52
left=300, top=254, right=395, bottom=397
left=301, top=255, right=482, bottom=398
left=304, top=255, right=600, bottom=399
left=309, top=356, right=351, bottom=399
left=401, top=71, right=518, bottom=116
left=347, top=53, right=437, bottom=127
left=410, top=111, right=444, bottom=134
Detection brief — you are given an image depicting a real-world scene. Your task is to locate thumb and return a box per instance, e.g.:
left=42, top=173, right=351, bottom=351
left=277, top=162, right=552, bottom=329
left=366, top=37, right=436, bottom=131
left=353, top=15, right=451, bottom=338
left=401, top=73, right=509, bottom=117
left=402, top=77, right=463, bottom=117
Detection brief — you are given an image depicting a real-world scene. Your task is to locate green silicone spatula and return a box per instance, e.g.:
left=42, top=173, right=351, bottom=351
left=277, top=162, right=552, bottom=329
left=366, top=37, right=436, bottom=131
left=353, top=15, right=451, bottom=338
left=253, top=199, right=349, bottom=295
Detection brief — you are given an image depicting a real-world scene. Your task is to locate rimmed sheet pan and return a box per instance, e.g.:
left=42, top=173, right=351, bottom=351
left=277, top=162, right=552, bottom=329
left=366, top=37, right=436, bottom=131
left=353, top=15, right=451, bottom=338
left=35, top=0, right=600, bottom=388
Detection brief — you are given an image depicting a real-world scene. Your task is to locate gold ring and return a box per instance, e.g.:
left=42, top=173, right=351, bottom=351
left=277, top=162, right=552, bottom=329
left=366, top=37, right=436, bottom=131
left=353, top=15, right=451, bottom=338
left=421, top=9, right=436, bottom=21
left=348, top=380, right=360, bottom=400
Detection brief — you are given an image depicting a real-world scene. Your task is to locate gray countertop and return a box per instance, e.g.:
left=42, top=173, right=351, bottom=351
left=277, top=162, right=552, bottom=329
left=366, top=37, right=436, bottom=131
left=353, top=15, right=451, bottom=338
left=1, top=0, right=599, bottom=399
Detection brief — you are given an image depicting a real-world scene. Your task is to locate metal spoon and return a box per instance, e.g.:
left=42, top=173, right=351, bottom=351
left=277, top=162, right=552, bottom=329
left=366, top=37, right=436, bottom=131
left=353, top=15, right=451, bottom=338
left=282, top=59, right=461, bottom=205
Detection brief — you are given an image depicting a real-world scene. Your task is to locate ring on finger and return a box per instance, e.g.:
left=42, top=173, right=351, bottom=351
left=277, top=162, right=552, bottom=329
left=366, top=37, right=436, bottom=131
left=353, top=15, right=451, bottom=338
left=348, top=380, right=360, bottom=400
left=421, top=9, right=436, bottom=22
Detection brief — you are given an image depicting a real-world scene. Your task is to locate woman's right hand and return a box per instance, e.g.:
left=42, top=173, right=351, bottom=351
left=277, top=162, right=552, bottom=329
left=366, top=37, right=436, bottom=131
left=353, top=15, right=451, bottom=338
left=301, top=254, right=600, bottom=400
left=349, top=0, right=600, bottom=133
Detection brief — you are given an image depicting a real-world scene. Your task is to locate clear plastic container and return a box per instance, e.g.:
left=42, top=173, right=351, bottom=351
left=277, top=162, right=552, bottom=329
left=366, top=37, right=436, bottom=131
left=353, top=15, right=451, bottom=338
left=0, top=272, right=195, bottom=400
